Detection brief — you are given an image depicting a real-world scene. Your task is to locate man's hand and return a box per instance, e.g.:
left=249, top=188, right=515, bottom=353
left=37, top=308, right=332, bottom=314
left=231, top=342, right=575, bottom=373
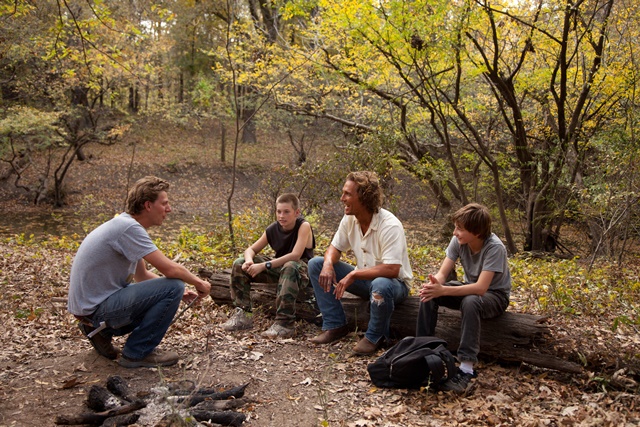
left=182, top=289, right=199, bottom=304
left=418, top=274, right=444, bottom=302
left=194, top=278, right=211, bottom=299
left=318, top=263, right=337, bottom=293
left=333, top=272, right=355, bottom=300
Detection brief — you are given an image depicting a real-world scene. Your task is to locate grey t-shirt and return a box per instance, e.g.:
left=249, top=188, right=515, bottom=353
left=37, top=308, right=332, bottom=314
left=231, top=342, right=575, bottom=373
left=445, top=233, right=511, bottom=298
left=68, top=213, right=157, bottom=316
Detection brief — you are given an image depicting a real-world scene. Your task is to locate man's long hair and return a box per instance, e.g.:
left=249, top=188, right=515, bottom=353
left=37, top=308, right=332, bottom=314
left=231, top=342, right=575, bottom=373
left=347, top=171, right=384, bottom=213
left=126, top=176, right=170, bottom=215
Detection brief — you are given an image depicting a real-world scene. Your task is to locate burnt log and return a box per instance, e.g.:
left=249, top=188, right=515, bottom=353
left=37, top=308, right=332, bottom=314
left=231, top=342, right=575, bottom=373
left=193, top=398, right=250, bottom=412
left=86, top=385, right=127, bottom=412
left=101, top=413, right=140, bottom=427
left=200, top=269, right=582, bottom=374
left=106, top=376, right=136, bottom=402
left=175, top=383, right=249, bottom=407
left=190, top=410, right=246, bottom=426
left=54, top=400, right=146, bottom=425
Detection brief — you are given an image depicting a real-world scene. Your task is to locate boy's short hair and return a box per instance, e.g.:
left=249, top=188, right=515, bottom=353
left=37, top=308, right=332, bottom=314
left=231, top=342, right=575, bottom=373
left=276, top=193, right=300, bottom=211
left=346, top=171, right=384, bottom=213
left=126, top=176, right=170, bottom=215
left=452, top=203, right=492, bottom=240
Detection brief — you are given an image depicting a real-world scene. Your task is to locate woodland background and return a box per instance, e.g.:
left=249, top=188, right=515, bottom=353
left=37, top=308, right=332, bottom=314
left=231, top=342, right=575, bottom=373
left=0, top=0, right=639, bottom=426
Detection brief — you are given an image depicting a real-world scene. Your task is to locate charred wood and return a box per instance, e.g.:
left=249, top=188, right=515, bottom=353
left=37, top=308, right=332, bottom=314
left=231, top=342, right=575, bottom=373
left=106, top=375, right=136, bottom=402
left=190, top=410, right=247, bottom=426
left=86, top=385, right=127, bottom=412
left=101, top=413, right=140, bottom=427
left=176, top=383, right=249, bottom=407
left=54, top=400, right=146, bottom=425
left=193, top=398, right=250, bottom=412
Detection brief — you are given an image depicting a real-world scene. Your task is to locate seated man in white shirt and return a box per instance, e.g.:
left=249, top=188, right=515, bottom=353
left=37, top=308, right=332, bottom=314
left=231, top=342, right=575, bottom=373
left=307, top=171, right=413, bottom=355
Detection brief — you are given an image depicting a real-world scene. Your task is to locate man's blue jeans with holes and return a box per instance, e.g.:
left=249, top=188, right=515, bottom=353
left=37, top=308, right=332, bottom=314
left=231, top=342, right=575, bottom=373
left=308, top=256, right=409, bottom=344
left=89, top=278, right=184, bottom=360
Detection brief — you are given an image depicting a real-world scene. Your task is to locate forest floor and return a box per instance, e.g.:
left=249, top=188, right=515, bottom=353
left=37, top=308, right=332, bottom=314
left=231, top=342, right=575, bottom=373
left=0, top=120, right=638, bottom=426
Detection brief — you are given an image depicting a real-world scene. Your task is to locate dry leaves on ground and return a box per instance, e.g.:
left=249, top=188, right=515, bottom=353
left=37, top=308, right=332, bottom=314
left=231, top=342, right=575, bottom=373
left=0, top=242, right=638, bottom=427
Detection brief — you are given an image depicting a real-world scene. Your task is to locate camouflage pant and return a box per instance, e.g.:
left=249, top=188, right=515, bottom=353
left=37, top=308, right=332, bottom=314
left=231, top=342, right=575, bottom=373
left=230, top=254, right=310, bottom=326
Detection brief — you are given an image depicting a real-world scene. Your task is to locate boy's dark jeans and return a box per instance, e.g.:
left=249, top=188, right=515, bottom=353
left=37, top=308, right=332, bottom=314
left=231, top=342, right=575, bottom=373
left=415, top=281, right=509, bottom=363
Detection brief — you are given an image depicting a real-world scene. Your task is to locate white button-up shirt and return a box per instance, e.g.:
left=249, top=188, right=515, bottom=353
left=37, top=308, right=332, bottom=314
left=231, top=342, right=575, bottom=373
left=331, top=208, right=413, bottom=283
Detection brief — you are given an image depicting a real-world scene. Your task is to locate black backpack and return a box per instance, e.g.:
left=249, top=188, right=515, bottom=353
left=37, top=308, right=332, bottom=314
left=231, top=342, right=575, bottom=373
left=367, top=336, right=457, bottom=389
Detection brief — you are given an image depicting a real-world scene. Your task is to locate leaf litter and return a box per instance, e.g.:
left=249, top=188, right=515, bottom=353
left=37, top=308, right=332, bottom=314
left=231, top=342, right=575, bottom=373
left=0, top=242, right=639, bottom=426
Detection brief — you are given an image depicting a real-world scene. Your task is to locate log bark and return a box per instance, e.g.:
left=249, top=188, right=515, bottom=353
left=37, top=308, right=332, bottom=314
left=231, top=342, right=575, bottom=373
left=200, top=269, right=582, bottom=374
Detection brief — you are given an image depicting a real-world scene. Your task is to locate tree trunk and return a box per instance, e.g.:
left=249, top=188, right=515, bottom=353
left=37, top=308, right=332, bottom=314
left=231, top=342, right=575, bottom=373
left=200, top=269, right=582, bottom=374
left=241, top=108, right=257, bottom=144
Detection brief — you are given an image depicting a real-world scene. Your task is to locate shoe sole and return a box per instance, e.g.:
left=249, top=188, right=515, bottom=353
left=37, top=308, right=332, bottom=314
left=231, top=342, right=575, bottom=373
left=118, top=358, right=179, bottom=368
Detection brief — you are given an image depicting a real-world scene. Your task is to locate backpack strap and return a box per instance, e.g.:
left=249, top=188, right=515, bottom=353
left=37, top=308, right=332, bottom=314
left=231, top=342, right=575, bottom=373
left=435, top=344, right=458, bottom=381
left=424, top=352, right=446, bottom=384
left=423, top=344, right=458, bottom=384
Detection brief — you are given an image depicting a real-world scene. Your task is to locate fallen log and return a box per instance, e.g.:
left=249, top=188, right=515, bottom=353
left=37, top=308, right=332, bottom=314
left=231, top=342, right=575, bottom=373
left=200, top=268, right=582, bottom=374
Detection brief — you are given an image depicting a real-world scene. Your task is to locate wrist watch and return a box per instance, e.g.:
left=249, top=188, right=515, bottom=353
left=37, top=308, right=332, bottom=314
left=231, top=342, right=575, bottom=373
left=265, top=261, right=272, bottom=270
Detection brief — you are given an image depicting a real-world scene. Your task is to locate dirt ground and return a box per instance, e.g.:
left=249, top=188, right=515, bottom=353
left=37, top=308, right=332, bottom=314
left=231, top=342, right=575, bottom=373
left=0, top=122, right=638, bottom=426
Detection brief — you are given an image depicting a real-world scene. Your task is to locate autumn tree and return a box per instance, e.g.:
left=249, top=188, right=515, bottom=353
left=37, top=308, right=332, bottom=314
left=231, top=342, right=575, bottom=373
left=274, top=0, right=639, bottom=256
left=0, top=1, right=143, bottom=205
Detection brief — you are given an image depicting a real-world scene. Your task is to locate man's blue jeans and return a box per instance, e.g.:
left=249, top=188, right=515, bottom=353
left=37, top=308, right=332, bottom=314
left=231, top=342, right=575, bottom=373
left=308, top=257, right=409, bottom=344
left=90, top=278, right=184, bottom=360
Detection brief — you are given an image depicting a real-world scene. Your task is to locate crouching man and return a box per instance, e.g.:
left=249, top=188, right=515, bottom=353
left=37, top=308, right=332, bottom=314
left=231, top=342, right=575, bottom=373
left=67, top=176, right=211, bottom=368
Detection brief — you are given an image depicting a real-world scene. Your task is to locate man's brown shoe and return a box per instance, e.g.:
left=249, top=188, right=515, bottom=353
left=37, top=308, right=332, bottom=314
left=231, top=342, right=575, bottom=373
left=309, top=325, right=350, bottom=344
left=78, top=323, right=119, bottom=360
left=353, top=336, right=382, bottom=355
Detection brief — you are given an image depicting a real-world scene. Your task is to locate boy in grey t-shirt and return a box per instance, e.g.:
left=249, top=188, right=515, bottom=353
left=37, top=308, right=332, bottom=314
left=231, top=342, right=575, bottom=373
left=415, top=203, right=511, bottom=393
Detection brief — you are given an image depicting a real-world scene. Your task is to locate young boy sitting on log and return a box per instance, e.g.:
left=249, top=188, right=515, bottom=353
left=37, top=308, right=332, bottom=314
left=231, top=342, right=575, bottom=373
left=222, top=193, right=315, bottom=338
left=416, top=203, right=512, bottom=393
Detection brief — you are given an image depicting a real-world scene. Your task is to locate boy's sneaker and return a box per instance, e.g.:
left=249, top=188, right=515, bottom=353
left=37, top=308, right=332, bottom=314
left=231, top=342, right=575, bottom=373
left=118, top=348, right=179, bottom=368
left=221, top=308, right=253, bottom=331
left=261, top=323, right=295, bottom=338
left=78, top=322, right=119, bottom=360
left=440, top=368, right=477, bottom=393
